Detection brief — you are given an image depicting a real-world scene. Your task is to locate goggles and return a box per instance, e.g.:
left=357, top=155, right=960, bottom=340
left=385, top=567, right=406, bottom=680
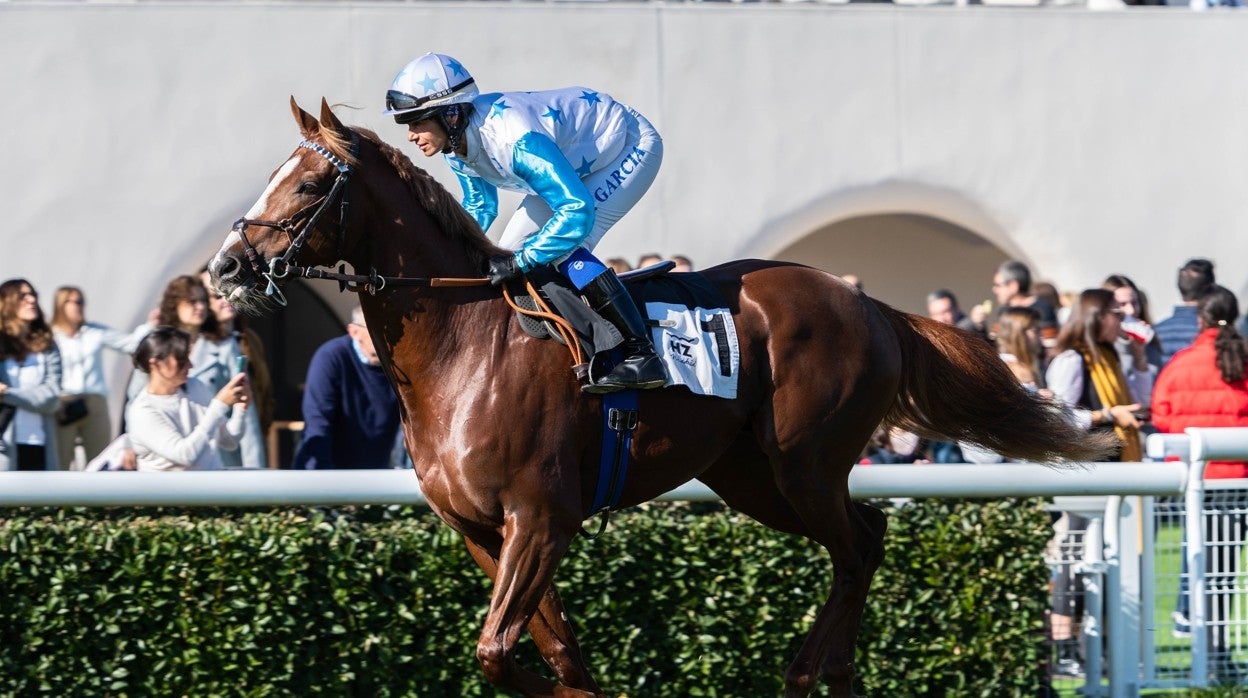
left=392, top=102, right=471, bottom=128
left=393, top=105, right=442, bottom=125
left=386, top=77, right=475, bottom=116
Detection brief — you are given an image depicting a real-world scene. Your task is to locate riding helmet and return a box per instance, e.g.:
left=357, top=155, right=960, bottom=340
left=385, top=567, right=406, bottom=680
left=384, top=52, right=478, bottom=125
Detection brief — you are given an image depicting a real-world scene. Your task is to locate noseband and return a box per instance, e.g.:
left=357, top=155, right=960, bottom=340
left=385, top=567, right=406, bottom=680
left=232, top=136, right=357, bottom=306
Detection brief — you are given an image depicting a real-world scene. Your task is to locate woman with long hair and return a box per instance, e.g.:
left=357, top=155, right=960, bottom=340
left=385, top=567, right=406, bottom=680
left=995, top=306, right=1048, bottom=389
left=126, top=326, right=249, bottom=471
left=49, top=286, right=146, bottom=469
left=200, top=271, right=274, bottom=441
left=1151, top=284, right=1248, bottom=672
left=1047, top=288, right=1151, bottom=444
left=0, top=279, right=62, bottom=470
left=1043, top=287, right=1152, bottom=676
left=957, top=307, right=1051, bottom=464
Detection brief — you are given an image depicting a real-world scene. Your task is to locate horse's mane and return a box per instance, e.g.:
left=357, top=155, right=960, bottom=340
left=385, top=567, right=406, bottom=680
left=322, top=124, right=497, bottom=263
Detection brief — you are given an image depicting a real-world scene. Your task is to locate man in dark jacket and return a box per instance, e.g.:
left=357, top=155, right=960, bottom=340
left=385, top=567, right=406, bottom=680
left=293, top=307, right=403, bottom=469
left=1154, top=258, right=1215, bottom=367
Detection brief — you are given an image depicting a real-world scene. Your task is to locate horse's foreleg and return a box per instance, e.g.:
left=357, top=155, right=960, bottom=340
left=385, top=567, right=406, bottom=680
left=463, top=537, right=601, bottom=694
left=472, top=520, right=602, bottom=698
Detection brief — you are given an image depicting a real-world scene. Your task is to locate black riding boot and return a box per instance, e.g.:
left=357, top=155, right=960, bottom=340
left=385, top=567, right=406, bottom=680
left=580, top=271, right=668, bottom=394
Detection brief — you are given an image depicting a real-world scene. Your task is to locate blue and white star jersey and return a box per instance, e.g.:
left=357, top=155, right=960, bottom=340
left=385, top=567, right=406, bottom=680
left=446, top=87, right=651, bottom=271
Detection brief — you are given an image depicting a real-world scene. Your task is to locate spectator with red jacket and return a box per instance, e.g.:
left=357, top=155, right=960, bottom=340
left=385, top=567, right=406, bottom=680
left=1151, top=284, right=1248, bottom=680
left=1153, top=284, right=1248, bottom=477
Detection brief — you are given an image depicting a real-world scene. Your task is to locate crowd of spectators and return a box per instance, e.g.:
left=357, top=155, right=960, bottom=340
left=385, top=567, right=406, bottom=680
left=5, top=251, right=1248, bottom=684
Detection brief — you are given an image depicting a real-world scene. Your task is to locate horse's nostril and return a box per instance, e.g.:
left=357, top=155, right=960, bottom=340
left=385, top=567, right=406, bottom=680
left=217, top=255, right=242, bottom=280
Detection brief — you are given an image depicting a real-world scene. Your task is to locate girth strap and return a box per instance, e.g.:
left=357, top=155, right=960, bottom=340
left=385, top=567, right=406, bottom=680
left=580, top=389, right=639, bottom=539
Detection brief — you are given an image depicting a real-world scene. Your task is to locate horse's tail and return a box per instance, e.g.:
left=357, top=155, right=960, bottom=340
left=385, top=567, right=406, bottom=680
left=872, top=300, right=1118, bottom=464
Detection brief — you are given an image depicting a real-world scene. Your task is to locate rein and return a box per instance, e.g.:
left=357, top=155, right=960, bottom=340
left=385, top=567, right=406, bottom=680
left=293, top=264, right=491, bottom=295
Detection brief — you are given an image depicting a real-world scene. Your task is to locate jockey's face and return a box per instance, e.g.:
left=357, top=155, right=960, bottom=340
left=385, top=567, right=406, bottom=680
left=407, top=118, right=448, bottom=158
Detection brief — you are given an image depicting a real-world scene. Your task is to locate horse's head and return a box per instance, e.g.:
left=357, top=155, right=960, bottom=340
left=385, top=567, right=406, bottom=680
left=212, top=97, right=500, bottom=313
left=209, top=97, right=363, bottom=311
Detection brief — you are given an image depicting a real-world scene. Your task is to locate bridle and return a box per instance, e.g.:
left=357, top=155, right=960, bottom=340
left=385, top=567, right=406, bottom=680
left=233, top=136, right=357, bottom=306
left=231, top=129, right=491, bottom=306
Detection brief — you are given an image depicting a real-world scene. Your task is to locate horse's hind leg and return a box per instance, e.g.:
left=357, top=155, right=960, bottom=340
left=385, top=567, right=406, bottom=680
left=700, top=436, right=887, bottom=697
left=464, top=537, right=601, bottom=694
left=778, top=481, right=886, bottom=698
left=819, top=501, right=887, bottom=690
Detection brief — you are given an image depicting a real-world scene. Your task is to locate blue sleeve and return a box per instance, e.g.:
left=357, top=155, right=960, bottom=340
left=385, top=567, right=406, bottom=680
left=509, top=131, right=596, bottom=271
left=455, top=171, right=498, bottom=233
left=292, top=341, right=342, bottom=470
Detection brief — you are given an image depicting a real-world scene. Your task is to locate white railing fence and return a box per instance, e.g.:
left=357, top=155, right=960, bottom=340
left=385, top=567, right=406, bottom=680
left=0, top=461, right=1186, bottom=507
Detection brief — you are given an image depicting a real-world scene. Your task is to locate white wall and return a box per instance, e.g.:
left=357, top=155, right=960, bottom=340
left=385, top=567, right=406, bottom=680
left=2, top=1, right=1245, bottom=329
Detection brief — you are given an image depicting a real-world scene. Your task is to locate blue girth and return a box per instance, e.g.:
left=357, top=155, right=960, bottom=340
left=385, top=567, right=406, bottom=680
left=588, top=389, right=638, bottom=519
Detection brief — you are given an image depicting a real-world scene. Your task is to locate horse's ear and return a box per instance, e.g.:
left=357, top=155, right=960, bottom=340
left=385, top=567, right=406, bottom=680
left=319, top=98, right=348, bottom=137
left=290, top=96, right=319, bottom=138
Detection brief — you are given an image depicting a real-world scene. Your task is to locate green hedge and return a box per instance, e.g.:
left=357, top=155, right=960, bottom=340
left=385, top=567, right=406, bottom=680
left=0, top=499, right=1053, bottom=697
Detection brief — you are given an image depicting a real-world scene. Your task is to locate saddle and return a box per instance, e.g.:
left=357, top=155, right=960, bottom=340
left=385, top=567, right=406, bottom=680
left=513, top=261, right=675, bottom=349
left=511, top=261, right=739, bottom=398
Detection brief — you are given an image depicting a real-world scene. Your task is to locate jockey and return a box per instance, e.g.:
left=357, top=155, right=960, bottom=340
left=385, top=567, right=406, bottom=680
left=384, top=52, right=667, bottom=394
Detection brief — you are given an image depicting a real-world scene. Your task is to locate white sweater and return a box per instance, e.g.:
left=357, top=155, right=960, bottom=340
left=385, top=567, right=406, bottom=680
left=125, top=377, right=245, bottom=471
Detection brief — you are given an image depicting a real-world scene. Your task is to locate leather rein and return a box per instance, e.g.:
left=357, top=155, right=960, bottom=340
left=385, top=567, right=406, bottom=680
left=231, top=133, right=490, bottom=306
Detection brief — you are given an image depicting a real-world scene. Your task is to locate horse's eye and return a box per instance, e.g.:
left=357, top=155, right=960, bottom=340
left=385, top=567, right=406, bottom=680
left=297, top=181, right=320, bottom=195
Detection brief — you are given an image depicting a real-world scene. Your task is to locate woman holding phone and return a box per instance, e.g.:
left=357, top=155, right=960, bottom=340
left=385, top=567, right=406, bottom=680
left=126, top=326, right=249, bottom=471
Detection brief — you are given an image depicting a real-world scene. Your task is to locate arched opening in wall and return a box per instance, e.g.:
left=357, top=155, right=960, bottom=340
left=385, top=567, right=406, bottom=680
left=771, top=213, right=1010, bottom=317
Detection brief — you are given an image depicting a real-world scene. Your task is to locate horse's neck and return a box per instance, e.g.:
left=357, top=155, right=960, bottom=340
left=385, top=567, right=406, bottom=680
left=350, top=201, right=509, bottom=376
left=349, top=175, right=491, bottom=281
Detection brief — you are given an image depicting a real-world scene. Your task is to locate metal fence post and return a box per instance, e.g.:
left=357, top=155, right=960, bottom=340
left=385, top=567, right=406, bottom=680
left=1104, top=494, right=1144, bottom=698
left=1186, top=430, right=1211, bottom=688
left=1082, top=510, right=1108, bottom=696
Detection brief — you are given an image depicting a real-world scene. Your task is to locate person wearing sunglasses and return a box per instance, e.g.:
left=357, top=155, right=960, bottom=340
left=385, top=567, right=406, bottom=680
left=384, top=52, right=667, bottom=394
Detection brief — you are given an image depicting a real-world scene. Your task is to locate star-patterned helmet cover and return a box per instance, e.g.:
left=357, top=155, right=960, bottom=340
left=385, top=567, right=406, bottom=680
left=384, top=53, right=479, bottom=120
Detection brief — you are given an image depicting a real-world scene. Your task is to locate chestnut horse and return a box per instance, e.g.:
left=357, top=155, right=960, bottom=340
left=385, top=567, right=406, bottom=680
left=209, top=99, right=1113, bottom=698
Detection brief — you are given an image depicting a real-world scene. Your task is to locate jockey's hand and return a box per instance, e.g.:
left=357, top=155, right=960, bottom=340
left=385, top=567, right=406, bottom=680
left=485, top=254, right=522, bottom=286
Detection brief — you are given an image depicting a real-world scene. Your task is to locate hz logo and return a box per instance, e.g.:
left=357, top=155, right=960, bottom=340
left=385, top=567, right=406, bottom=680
left=666, top=332, right=699, bottom=367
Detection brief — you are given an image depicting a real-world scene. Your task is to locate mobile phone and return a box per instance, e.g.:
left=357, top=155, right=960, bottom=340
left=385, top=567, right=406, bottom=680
left=234, top=355, right=248, bottom=374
